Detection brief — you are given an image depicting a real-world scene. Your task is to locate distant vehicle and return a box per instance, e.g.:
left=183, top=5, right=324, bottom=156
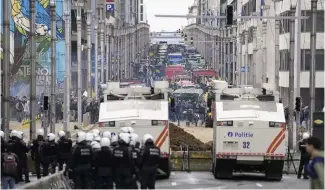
left=165, top=64, right=184, bottom=80
left=167, top=53, right=184, bottom=65
left=193, top=69, right=217, bottom=83
left=173, top=88, right=204, bottom=102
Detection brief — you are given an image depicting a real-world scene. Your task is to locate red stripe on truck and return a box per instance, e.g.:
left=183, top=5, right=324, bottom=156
left=270, top=133, right=285, bottom=153
left=266, top=128, right=285, bottom=153
left=154, top=126, right=168, bottom=146
left=157, top=129, right=168, bottom=148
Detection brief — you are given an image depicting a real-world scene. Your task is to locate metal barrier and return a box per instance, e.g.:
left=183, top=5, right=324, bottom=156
left=21, top=171, right=72, bottom=189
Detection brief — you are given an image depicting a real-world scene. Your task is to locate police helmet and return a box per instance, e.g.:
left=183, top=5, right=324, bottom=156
left=130, top=133, right=139, bottom=146
left=102, top=131, right=112, bottom=139
left=92, top=129, right=100, bottom=137
left=143, top=134, right=154, bottom=144
left=58, top=130, right=65, bottom=138
left=17, top=131, right=24, bottom=140
left=94, top=135, right=101, bottom=142
left=47, top=133, right=56, bottom=141
left=119, top=133, right=131, bottom=144
left=10, top=130, right=18, bottom=138
left=86, top=132, right=94, bottom=141
left=120, top=127, right=128, bottom=133
left=92, top=142, right=101, bottom=149
left=302, top=132, right=310, bottom=139
left=77, top=131, right=86, bottom=143
left=37, top=129, right=44, bottom=136
left=100, top=137, right=111, bottom=147
left=0, top=131, right=4, bottom=138
left=111, top=135, right=118, bottom=144
left=127, top=127, right=135, bottom=134
left=90, top=141, right=99, bottom=147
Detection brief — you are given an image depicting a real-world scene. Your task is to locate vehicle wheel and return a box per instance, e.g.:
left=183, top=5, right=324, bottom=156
left=214, top=159, right=234, bottom=179
left=264, top=160, right=283, bottom=181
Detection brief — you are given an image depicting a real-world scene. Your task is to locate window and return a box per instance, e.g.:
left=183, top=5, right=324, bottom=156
left=140, top=5, right=143, bottom=13
left=280, top=50, right=289, bottom=71
left=248, top=27, right=254, bottom=43
left=280, top=12, right=290, bottom=34
left=140, top=0, right=143, bottom=3
left=140, top=14, right=143, bottom=21
left=301, top=11, right=324, bottom=32
left=301, top=49, right=324, bottom=71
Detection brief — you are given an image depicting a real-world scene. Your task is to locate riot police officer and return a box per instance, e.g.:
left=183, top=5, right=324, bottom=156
left=139, top=134, right=160, bottom=189
left=15, top=131, right=30, bottom=183
left=93, top=137, right=114, bottom=189
left=57, top=131, right=72, bottom=171
left=68, top=131, right=93, bottom=189
left=130, top=133, right=140, bottom=189
left=298, top=132, right=311, bottom=179
left=31, top=129, right=45, bottom=179
left=86, top=132, right=94, bottom=146
left=102, top=131, right=112, bottom=140
left=42, top=133, right=59, bottom=176
left=111, top=135, right=118, bottom=148
left=112, top=133, right=133, bottom=189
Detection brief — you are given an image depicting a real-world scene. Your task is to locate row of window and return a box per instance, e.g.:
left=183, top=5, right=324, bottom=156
left=242, top=0, right=257, bottom=16
left=279, top=50, right=324, bottom=71
left=280, top=10, right=324, bottom=33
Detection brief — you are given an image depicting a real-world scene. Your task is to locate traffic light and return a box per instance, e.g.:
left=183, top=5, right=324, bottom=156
left=190, top=37, right=193, bottom=45
left=226, top=5, right=233, bottom=25
left=262, top=88, right=266, bottom=95
left=295, top=97, right=301, bottom=111
left=184, top=34, right=187, bottom=41
left=43, top=96, right=49, bottom=111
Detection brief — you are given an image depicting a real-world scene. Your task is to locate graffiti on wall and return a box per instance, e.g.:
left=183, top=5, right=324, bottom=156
left=0, top=0, right=66, bottom=97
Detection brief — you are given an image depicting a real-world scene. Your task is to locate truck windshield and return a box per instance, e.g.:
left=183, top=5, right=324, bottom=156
left=222, top=100, right=277, bottom=112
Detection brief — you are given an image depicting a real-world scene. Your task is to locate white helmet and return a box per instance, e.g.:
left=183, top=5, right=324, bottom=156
left=10, top=130, right=18, bottom=137
left=130, top=133, right=139, bottom=146
left=92, top=129, right=100, bottom=137
left=92, top=142, right=101, bottom=149
left=47, top=133, right=56, bottom=141
left=77, top=131, right=86, bottom=143
left=111, top=135, right=118, bottom=144
left=302, top=132, right=310, bottom=139
left=0, top=131, right=4, bottom=138
left=119, top=133, right=131, bottom=144
left=102, top=131, right=112, bottom=139
left=100, top=137, right=111, bottom=147
left=58, top=130, right=65, bottom=138
left=17, top=131, right=24, bottom=140
left=127, top=127, right=135, bottom=134
left=86, top=132, right=94, bottom=141
left=37, top=129, right=44, bottom=136
left=143, top=134, right=154, bottom=144
left=94, top=136, right=101, bottom=142
left=91, top=141, right=99, bottom=147
left=120, top=127, right=128, bottom=133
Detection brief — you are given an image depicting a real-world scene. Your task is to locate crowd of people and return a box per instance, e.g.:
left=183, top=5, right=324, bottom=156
left=1, top=127, right=161, bottom=189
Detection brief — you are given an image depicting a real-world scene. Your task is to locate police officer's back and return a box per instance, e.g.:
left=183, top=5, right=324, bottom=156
left=68, top=131, right=93, bottom=189
left=298, top=132, right=311, bottom=179
left=139, top=134, right=160, bottom=189
left=112, top=133, right=133, bottom=189
left=57, top=131, right=72, bottom=171
left=15, top=131, right=30, bottom=183
left=93, top=137, right=114, bottom=189
left=31, top=129, right=45, bottom=179
left=42, top=133, right=59, bottom=176
left=130, top=133, right=140, bottom=189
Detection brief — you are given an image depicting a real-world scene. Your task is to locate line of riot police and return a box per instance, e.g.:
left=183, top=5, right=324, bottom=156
left=66, top=127, right=161, bottom=189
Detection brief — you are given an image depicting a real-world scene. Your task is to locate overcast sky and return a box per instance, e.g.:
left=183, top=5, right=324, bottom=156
left=144, top=0, right=194, bottom=32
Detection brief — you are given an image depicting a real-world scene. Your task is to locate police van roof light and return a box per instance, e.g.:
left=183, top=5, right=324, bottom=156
left=217, top=121, right=233, bottom=126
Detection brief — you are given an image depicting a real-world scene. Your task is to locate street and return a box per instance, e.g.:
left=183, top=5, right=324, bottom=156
left=156, top=172, right=309, bottom=189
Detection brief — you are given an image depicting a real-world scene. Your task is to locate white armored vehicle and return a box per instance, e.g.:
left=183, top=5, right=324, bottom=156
left=212, top=84, right=286, bottom=180
left=98, top=81, right=171, bottom=178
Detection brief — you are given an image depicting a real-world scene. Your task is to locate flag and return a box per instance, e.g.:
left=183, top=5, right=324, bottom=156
left=260, top=0, right=265, bottom=21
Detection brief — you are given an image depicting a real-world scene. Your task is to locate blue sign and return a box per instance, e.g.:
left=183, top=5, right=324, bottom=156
left=106, top=4, right=114, bottom=12
left=228, top=132, right=253, bottom=138
left=241, top=66, right=250, bottom=72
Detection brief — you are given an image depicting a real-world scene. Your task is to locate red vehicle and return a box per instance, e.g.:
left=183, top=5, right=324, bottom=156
left=165, top=65, right=184, bottom=80
left=192, top=69, right=217, bottom=83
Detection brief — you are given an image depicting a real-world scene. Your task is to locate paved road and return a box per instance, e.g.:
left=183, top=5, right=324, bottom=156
left=156, top=172, right=309, bottom=189
left=17, top=171, right=309, bottom=189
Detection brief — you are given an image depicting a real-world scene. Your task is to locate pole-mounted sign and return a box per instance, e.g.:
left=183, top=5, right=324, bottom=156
left=106, top=0, right=114, bottom=12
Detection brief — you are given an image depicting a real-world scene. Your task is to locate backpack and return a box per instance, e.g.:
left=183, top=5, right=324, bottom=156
left=2, top=153, right=17, bottom=175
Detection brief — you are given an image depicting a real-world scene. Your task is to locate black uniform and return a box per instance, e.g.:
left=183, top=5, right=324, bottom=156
left=68, top=140, right=93, bottom=189
left=9, top=136, right=29, bottom=182
left=57, top=137, right=72, bottom=171
left=139, top=140, right=160, bottom=189
left=31, top=135, right=45, bottom=179
left=1, top=137, right=6, bottom=152
left=298, top=139, right=310, bottom=179
left=130, top=145, right=140, bottom=189
left=93, top=146, right=114, bottom=189
left=42, top=140, right=59, bottom=176
left=112, top=141, right=133, bottom=189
